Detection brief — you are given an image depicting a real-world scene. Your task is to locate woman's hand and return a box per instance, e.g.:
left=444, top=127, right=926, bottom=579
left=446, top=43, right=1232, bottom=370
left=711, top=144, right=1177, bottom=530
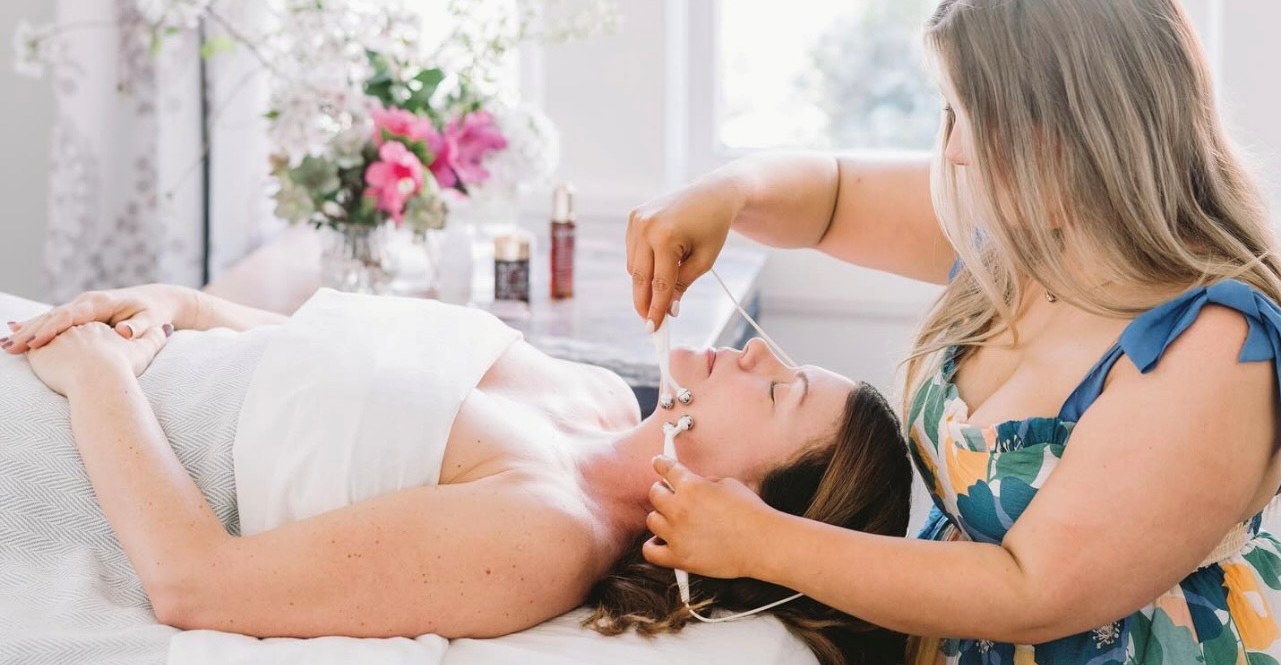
left=2, top=284, right=193, bottom=355
left=26, top=321, right=173, bottom=397
left=642, top=455, right=778, bottom=580
left=627, top=177, right=742, bottom=330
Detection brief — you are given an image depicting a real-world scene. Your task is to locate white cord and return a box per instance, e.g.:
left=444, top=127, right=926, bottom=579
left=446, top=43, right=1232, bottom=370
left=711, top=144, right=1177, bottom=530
left=688, top=591, right=806, bottom=623
left=709, top=267, right=797, bottom=368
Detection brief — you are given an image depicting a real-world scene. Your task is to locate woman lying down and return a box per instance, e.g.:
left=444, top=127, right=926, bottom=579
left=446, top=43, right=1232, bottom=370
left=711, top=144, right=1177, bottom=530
left=0, top=284, right=911, bottom=665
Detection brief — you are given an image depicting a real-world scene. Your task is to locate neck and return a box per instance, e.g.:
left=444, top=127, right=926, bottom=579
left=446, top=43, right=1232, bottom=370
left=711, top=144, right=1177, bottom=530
left=571, top=414, right=668, bottom=548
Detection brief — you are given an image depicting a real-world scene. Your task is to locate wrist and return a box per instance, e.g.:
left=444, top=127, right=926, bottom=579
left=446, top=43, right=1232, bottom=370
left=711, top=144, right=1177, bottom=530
left=705, top=162, right=752, bottom=227
left=750, top=510, right=805, bottom=586
left=66, top=355, right=133, bottom=397
left=169, top=286, right=202, bottom=331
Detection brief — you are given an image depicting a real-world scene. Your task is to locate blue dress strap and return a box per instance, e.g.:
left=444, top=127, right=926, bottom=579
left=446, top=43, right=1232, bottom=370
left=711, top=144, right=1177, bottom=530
left=1058, top=279, right=1281, bottom=422
left=947, top=257, right=963, bottom=284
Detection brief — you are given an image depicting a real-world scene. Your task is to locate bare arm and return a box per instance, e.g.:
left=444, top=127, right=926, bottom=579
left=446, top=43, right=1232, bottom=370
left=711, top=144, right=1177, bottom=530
left=169, top=476, right=596, bottom=639
left=58, top=358, right=595, bottom=638
left=627, top=151, right=955, bottom=328
left=724, top=152, right=954, bottom=284
left=184, top=288, right=289, bottom=332
left=3, top=284, right=287, bottom=354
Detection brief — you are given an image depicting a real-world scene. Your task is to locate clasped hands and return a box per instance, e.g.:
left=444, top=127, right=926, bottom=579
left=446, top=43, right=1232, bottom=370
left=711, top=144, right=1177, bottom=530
left=1, top=285, right=189, bottom=396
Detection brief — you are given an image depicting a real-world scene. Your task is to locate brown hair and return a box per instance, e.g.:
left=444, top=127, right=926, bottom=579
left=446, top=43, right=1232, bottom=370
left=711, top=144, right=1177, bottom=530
left=583, top=382, right=914, bottom=665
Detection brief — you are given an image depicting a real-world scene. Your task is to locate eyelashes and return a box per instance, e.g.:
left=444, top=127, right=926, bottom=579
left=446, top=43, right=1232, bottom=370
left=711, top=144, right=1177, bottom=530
left=768, top=380, right=777, bottom=403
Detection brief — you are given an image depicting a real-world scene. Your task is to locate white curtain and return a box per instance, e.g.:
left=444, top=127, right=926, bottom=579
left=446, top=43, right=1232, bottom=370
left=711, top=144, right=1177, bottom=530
left=45, top=0, right=274, bottom=303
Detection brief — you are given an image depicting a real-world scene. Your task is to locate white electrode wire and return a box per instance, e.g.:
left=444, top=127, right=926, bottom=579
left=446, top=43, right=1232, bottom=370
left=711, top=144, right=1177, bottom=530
left=661, top=419, right=805, bottom=623
left=688, top=592, right=806, bottom=623
left=708, top=267, right=797, bottom=368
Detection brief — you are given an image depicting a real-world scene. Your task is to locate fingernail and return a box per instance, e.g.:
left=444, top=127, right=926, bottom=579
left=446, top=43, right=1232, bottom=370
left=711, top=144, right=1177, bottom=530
left=669, top=300, right=681, bottom=317
left=644, top=320, right=655, bottom=335
left=163, top=323, right=174, bottom=337
left=124, top=323, right=137, bottom=338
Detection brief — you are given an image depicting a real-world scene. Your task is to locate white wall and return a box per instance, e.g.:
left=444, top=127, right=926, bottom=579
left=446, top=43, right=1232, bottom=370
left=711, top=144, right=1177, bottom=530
left=1217, top=3, right=1281, bottom=220
left=0, top=0, right=53, bottom=302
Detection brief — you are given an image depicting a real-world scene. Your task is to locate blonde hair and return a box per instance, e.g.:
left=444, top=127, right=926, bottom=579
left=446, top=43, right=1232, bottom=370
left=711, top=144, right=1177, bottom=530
left=900, top=0, right=1281, bottom=421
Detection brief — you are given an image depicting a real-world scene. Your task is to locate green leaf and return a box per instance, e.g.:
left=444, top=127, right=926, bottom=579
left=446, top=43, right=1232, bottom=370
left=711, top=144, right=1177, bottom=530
left=413, top=68, right=445, bottom=94
left=200, top=35, right=236, bottom=59
left=365, top=80, right=395, bottom=107
left=401, top=139, right=431, bottom=167
left=1243, top=543, right=1281, bottom=590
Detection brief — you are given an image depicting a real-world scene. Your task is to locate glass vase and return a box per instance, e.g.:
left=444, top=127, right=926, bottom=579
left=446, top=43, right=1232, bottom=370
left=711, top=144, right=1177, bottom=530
left=319, top=223, right=393, bottom=294
left=387, top=227, right=443, bottom=299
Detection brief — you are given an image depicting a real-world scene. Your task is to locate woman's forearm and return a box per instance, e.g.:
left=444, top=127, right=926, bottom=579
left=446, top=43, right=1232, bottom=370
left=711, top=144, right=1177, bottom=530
left=715, top=151, right=843, bottom=250
left=65, top=360, right=229, bottom=620
left=179, top=287, right=289, bottom=332
left=719, top=152, right=951, bottom=283
left=757, top=513, right=1058, bottom=644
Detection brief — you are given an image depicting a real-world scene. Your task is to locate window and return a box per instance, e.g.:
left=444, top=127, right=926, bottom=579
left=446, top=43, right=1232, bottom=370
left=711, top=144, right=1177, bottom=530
left=709, top=0, right=941, bottom=154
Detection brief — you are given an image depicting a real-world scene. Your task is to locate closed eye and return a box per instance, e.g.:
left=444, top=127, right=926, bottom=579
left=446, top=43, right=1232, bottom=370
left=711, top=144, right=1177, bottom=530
left=769, top=380, right=777, bottom=404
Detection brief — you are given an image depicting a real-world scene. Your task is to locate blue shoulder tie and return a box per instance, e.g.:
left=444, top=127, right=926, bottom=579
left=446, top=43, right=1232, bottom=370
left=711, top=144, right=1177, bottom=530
left=1118, top=279, right=1281, bottom=376
left=1059, top=279, right=1281, bottom=423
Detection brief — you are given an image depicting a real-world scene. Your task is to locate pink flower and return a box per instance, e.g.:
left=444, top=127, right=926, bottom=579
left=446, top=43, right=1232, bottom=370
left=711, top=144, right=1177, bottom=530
left=364, top=141, right=425, bottom=224
left=436, top=111, right=508, bottom=188
left=371, top=105, right=434, bottom=146
left=424, top=130, right=459, bottom=189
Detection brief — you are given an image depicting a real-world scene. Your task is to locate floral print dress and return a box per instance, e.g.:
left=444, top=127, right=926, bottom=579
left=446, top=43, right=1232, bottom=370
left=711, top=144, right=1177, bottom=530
left=908, top=274, right=1281, bottom=665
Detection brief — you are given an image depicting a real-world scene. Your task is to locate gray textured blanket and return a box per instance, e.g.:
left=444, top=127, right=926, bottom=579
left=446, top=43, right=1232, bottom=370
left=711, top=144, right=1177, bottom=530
left=0, top=308, right=275, bottom=665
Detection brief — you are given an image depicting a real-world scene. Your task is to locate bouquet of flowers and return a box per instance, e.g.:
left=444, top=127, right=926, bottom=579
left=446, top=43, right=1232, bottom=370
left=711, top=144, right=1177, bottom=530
left=15, top=0, right=616, bottom=234
left=271, top=55, right=513, bottom=235
left=261, top=0, right=613, bottom=235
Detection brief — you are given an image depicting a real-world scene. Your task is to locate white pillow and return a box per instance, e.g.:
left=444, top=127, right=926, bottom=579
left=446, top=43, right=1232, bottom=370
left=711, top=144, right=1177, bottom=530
left=0, top=291, right=50, bottom=323
left=443, top=608, right=819, bottom=665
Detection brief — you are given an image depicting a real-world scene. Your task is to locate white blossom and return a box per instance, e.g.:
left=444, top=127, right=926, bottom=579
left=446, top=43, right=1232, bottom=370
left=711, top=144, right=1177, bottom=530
left=471, top=100, right=561, bottom=200
left=12, top=20, right=55, bottom=79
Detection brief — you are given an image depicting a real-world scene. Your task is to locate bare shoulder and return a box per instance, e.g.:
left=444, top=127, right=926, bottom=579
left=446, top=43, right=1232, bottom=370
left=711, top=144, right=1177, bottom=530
left=1102, top=303, right=1277, bottom=444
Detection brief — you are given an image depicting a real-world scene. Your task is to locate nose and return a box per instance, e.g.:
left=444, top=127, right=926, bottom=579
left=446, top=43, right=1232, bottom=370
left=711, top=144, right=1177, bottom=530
left=738, top=337, right=783, bottom=372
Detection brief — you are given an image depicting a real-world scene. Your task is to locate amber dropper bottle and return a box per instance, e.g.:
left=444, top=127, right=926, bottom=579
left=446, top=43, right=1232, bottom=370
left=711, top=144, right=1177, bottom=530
left=550, top=183, right=576, bottom=300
